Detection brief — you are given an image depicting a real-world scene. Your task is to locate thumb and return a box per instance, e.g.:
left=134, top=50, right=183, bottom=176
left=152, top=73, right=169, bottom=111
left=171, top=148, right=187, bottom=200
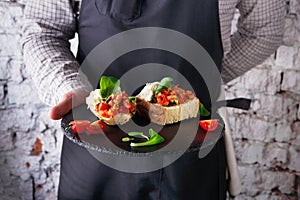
left=49, top=89, right=88, bottom=120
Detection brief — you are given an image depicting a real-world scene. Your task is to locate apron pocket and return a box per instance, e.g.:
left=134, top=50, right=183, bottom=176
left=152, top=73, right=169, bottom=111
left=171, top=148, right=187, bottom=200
left=95, top=0, right=143, bottom=21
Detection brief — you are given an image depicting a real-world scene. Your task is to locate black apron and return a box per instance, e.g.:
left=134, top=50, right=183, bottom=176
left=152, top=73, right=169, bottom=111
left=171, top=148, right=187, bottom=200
left=59, top=0, right=226, bottom=199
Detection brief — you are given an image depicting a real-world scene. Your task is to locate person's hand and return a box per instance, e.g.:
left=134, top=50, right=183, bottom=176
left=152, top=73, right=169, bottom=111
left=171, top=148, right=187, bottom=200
left=49, top=89, right=89, bottom=120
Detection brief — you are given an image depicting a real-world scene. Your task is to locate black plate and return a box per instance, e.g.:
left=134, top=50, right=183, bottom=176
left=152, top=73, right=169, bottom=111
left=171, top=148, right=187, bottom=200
left=61, top=104, right=224, bottom=155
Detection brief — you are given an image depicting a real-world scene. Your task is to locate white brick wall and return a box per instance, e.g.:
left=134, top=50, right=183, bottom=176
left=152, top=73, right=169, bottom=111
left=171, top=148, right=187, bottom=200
left=0, top=0, right=299, bottom=199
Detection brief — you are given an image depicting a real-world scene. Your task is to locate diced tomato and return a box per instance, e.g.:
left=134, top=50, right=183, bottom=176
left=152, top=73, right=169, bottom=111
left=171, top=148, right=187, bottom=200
left=128, top=104, right=135, bottom=112
left=112, top=109, right=119, bottom=116
left=119, top=105, right=129, bottom=114
left=123, top=100, right=131, bottom=108
left=99, top=102, right=108, bottom=111
left=156, top=92, right=169, bottom=106
left=69, top=120, right=90, bottom=133
left=185, top=90, right=195, bottom=99
left=122, top=91, right=128, bottom=98
left=199, top=119, right=218, bottom=131
left=116, top=95, right=122, bottom=102
left=86, top=120, right=106, bottom=134
left=101, top=111, right=111, bottom=118
left=178, top=97, right=186, bottom=104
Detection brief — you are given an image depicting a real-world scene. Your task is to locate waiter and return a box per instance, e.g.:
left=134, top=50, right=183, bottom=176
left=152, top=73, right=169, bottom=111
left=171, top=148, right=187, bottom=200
left=23, top=0, right=284, bottom=199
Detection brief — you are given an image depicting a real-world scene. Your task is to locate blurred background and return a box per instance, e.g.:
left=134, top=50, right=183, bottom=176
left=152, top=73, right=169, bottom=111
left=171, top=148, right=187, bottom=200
left=0, top=0, right=299, bottom=199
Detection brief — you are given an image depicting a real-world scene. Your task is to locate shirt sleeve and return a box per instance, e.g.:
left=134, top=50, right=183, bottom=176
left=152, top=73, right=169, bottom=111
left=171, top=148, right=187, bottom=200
left=221, top=0, right=286, bottom=83
left=22, top=0, right=91, bottom=106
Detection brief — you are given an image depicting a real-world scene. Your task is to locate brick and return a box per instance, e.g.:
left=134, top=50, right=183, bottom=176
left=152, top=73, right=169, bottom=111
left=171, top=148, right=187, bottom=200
left=288, top=146, right=300, bottom=172
left=242, top=68, right=281, bottom=94
left=238, top=165, right=261, bottom=196
left=275, top=121, right=294, bottom=142
left=259, top=171, right=295, bottom=194
left=0, top=57, right=10, bottom=80
left=0, top=2, right=23, bottom=34
left=37, top=109, right=61, bottom=130
left=0, top=108, right=34, bottom=132
left=294, top=46, right=300, bottom=69
left=0, top=131, right=15, bottom=151
left=235, top=141, right=264, bottom=164
left=0, top=34, right=22, bottom=58
left=256, top=193, right=296, bottom=200
left=7, top=80, right=41, bottom=105
left=275, top=46, right=296, bottom=69
left=248, top=118, right=276, bottom=142
left=263, top=143, right=288, bottom=167
left=282, top=17, right=298, bottom=46
left=0, top=85, right=4, bottom=100
left=232, top=113, right=250, bottom=139
left=7, top=59, right=24, bottom=83
left=252, top=94, right=298, bottom=121
left=281, top=70, right=300, bottom=94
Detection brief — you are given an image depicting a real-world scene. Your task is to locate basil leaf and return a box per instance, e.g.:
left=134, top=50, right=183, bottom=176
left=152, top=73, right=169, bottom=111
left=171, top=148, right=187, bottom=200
left=130, top=129, right=164, bottom=147
left=128, top=132, right=149, bottom=140
left=155, top=77, right=173, bottom=95
left=198, top=103, right=210, bottom=117
left=100, top=76, right=120, bottom=99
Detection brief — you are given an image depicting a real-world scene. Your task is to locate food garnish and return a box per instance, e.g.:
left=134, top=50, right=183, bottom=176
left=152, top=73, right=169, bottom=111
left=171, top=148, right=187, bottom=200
left=100, top=76, right=120, bottom=100
left=68, top=120, right=90, bottom=134
left=66, top=120, right=106, bottom=134
left=155, top=77, right=173, bottom=95
left=86, top=76, right=136, bottom=125
left=86, top=120, right=106, bottom=134
left=199, top=119, right=218, bottom=131
left=122, top=129, right=164, bottom=147
left=198, top=103, right=210, bottom=117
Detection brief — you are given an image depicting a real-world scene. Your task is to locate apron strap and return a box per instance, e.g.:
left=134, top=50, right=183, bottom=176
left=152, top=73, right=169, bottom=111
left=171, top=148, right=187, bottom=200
left=215, top=98, right=252, bottom=110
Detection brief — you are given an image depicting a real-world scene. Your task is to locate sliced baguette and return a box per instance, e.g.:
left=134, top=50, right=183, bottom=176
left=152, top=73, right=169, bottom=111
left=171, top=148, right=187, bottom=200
left=86, top=90, right=132, bottom=125
left=136, top=83, right=199, bottom=125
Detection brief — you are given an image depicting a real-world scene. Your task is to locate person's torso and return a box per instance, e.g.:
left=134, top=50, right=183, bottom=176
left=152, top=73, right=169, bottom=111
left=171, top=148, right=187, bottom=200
left=76, top=0, right=227, bottom=108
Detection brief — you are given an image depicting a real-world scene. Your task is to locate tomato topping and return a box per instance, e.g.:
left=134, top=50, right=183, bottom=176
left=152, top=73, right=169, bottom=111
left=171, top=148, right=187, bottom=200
left=112, top=109, right=119, bottom=117
left=116, top=95, right=122, bottom=102
left=86, top=120, right=106, bottom=134
left=156, top=92, right=169, bottom=106
left=69, top=120, right=90, bottom=133
left=101, top=111, right=111, bottom=118
left=128, top=104, right=135, bottom=112
left=118, top=105, right=128, bottom=114
left=99, top=102, right=108, bottom=111
left=199, top=119, right=218, bottom=131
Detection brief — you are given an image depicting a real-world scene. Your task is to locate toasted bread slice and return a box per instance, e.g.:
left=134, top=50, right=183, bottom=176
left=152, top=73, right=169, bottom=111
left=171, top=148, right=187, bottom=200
left=86, top=89, right=132, bottom=125
left=136, top=82, right=199, bottom=125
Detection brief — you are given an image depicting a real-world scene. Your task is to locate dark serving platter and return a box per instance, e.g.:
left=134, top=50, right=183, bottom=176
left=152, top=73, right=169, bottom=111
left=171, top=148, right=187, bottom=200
left=61, top=104, right=224, bottom=155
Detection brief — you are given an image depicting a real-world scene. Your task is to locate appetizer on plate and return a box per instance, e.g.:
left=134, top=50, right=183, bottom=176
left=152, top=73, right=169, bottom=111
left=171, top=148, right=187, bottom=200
left=136, top=77, right=200, bottom=125
left=86, top=76, right=135, bottom=125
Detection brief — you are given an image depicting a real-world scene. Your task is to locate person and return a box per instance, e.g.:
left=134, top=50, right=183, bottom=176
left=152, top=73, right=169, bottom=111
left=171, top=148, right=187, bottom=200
left=22, top=0, right=285, bottom=199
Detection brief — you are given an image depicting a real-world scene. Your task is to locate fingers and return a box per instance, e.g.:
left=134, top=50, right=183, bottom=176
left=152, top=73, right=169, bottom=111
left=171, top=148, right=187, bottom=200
left=49, top=94, right=73, bottom=120
left=49, top=89, right=89, bottom=120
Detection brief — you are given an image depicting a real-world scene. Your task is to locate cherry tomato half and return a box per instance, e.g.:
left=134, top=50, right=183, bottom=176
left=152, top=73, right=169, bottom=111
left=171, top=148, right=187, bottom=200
left=199, top=119, right=218, bottom=131
left=69, top=120, right=90, bottom=133
left=86, top=120, right=106, bottom=134
left=99, top=102, right=108, bottom=111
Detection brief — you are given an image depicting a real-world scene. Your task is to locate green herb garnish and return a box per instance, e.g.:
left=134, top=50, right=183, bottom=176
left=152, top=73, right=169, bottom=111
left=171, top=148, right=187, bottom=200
left=127, top=132, right=149, bottom=140
left=155, top=77, right=173, bottom=95
left=100, top=76, right=120, bottom=99
left=122, top=129, right=164, bottom=147
left=198, top=103, right=210, bottom=117
left=130, top=129, right=164, bottom=147
left=122, top=137, right=134, bottom=142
